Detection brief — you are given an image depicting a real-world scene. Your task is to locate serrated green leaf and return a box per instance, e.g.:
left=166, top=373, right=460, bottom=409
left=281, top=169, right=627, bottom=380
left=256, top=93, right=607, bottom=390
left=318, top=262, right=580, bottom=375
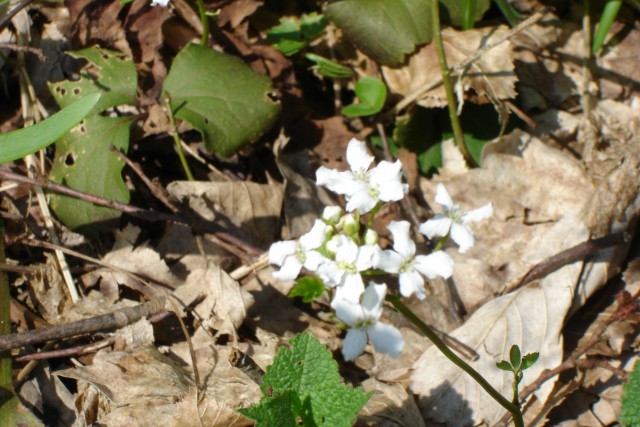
left=327, top=0, right=435, bottom=67
left=0, top=94, right=100, bottom=163
left=49, top=115, right=132, bottom=231
left=267, top=19, right=307, bottom=56
left=509, top=345, right=521, bottom=370
left=238, top=391, right=303, bottom=427
left=496, top=360, right=513, bottom=372
left=622, top=360, right=640, bottom=426
left=521, top=352, right=539, bottom=370
left=259, top=332, right=371, bottom=426
left=305, top=53, right=354, bottom=78
left=48, top=46, right=136, bottom=111
left=300, top=12, right=328, bottom=40
left=289, top=277, right=326, bottom=303
left=163, top=44, right=281, bottom=157
left=440, top=0, right=490, bottom=27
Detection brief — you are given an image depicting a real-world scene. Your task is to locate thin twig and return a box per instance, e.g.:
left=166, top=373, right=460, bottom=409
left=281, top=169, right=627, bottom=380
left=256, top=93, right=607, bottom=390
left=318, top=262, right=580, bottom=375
left=15, top=337, right=115, bottom=362
left=0, top=0, right=35, bottom=33
left=0, top=297, right=166, bottom=351
left=0, top=43, right=44, bottom=61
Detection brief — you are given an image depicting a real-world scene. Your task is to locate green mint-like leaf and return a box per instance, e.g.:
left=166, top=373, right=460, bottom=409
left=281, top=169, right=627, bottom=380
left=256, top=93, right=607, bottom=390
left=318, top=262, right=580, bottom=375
left=241, top=333, right=371, bottom=426
left=0, top=94, right=99, bottom=164
left=621, top=360, right=640, bottom=426
left=267, top=13, right=327, bottom=56
left=49, top=46, right=137, bottom=112
left=495, top=360, right=513, bottom=372
left=163, top=44, right=281, bottom=157
left=305, top=53, right=354, bottom=78
left=238, top=391, right=303, bottom=427
left=521, top=352, right=539, bottom=370
left=342, top=77, right=387, bottom=117
left=509, top=345, right=522, bottom=370
left=289, top=277, right=326, bottom=303
left=300, top=12, right=328, bottom=40
left=48, top=115, right=133, bottom=232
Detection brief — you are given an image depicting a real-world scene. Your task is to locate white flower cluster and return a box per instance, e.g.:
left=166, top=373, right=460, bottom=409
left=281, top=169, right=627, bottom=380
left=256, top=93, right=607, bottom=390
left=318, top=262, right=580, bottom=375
left=269, top=138, right=492, bottom=361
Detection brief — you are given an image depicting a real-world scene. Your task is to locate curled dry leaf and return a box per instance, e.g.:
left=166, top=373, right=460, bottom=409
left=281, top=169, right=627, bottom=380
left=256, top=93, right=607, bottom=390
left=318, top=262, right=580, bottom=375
left=383, top=26, right=517, bottom=108
left=411, top=115, right=640, bottom=425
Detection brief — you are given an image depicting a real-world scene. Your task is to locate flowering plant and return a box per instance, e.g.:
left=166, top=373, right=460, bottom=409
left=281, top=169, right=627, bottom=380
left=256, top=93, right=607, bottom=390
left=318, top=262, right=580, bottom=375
left=269, top=137, right=492, bottom=361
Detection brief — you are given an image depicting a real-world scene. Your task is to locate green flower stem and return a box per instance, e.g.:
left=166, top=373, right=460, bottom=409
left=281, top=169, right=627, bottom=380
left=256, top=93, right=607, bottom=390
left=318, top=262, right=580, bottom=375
left=163, top=94, right=195, bottom=181
left=195, top=0, right=210, bottom=46
left=387, top=295, right=524, bottom=427
left=430, top=0, right=476, bottom=168
left=0, top=221, right=12, bottom=400
left=366, top=202, right=382, bottom=229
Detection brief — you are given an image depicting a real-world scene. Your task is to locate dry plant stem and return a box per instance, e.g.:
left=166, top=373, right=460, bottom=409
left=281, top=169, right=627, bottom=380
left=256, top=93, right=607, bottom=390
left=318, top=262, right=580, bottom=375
left=109, top=145, right=180, bottom=213
left=0, top=169, right=262, bottom=256
left=506, top=232, right=627, bottom=294
left=0, top=0, right=34, bottom=33
left=0, top=296, right=166, bottom=352
left=395, top=10, right=547, bottom=112
left=388, top=295, right=524, bottom=427
left=0, top=44, right=44, bottom=60
left=15, top=337, right=115, bottom=362
left=0, top=221, right=12, bottom=396
left=431, top=0, right=475, bottom=168
left=164, top=96, right=195, bottom=181
left=167, top=294, right=201, bottom=390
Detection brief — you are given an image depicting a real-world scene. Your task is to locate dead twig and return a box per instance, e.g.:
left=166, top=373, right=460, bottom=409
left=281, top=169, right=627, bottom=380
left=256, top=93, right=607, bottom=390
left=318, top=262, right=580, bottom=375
left=0, top=296, right=166, bottom=352
left=15, top=337, right=115, bottom=362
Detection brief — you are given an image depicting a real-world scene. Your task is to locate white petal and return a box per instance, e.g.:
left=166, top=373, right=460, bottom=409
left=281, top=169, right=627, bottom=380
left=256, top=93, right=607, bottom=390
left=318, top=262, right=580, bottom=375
left=316, top=167, right=356, bottom=195
left=303, top=250, right=327, bottom=271
left=434, top=183, right=453, bottom=208
left=346, top=138, right=374, bottom=174
left=299, top=220, right=328, bottom=250
left=387, top=221, right=415, bottom=259
left=450, top=222, right=475, bottom=253
left=370, top=160, right=407, bottom=202
left=355, top=245, right=376, bottom=271
left=272, top=256, right=303, bottom=281
left=414, top=251, right=454, bottom=279
left=399, top=270, right=426, bottom=299
left=333, top=298, right=362, bottom=327
left=360, top=282, right=386, bottom=318
left=368, top=322, right=404, bottom=358
left=268, top=240, right=297, bottom=266
left=345, top=187, right=376, bottom=214
left=342, top=328, right=368, bottom=361
left=463, top=202, right=493, bottom=223
left=335, top=236, right=358, bottom=263
left=318, top=261, right=342, bottom=287
left=419, top=215, right=452, bottom=239
left=376, top=250, right=404, bottom=274
left=332, top=274, right=365, bottom=305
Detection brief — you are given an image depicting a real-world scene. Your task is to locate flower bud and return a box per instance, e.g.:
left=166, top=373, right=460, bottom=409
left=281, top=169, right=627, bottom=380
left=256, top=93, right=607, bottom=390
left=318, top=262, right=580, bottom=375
left=364, top=229, right=379, bottom=246
left=340, top=214, right=358, bottom=236
left=322, top=205, right=342, bottom=224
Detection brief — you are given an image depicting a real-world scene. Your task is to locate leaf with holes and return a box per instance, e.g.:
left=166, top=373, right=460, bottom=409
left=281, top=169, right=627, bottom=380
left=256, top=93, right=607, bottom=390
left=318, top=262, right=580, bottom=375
left=48, top=46, right=137, bottom=111
left=163, top=44, right=281, bottom=157
left=48, top=115, right=133, bottom=232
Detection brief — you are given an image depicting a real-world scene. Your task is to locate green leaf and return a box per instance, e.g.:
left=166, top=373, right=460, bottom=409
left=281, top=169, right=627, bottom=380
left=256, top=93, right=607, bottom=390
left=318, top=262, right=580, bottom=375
left=305, top=53, right=354, bottom=78
left=509, top=345, right=521, bottom=370
left=492, top=0, right=522, bottom=26
left=622, top=360, right=640, bottom=426
left=48, top=46, right=137, bottom=111
left=393, top=106, right=442, bottom=175
left=289, top=277, right=326, bottom=303
left=327, top=0, right=435, bottom=67
left=163, top=44, right=281, bottom=157
left=521, top=352, right=539, bottom=370
left=0, top=393, right=45, bottom=427
left=495, top=361, right=512, bottom=372
left=300, top=12, right=328, bottom=40
left=593, top=0, right=622, bottom=54
left=241, top=332, right=371, bottom=426
left=441, top=0, right=490, bottom=28
left=342, top=77, right=387, bottom=117
left=267, top=18, right=307, bottom=56
left=48, top=115, right=132, bottom=232
left=238, top=391, right=303, bottom=427
left=0, top=94, right=100, bottom=163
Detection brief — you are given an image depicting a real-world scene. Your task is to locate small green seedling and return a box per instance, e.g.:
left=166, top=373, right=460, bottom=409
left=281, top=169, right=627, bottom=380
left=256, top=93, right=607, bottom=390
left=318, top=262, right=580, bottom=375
left=342, top=77, right=387, bottom=117
left=267, top=13, right=328, bottom=56
left=305, top=53, right=354, bottom=78
left=496, top=344, right=539, bottom=406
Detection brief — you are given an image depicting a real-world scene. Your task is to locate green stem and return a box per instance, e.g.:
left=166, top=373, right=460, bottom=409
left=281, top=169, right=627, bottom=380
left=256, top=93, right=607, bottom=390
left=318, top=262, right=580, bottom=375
left=0, top=220, right=13, bottom=399
left=366, top=202, right=382, bottom=229
left=164, top=94, right=195, bottom=181
left=195, top=0, right=210, bottom=46
left=387, top=295, right=524, bottom=427
left=430, top=0, right=476, bottom=167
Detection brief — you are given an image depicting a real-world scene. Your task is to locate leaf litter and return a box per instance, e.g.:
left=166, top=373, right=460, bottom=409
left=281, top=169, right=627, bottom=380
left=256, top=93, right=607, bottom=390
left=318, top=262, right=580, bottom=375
left=0, top=0, right=639, bottom=426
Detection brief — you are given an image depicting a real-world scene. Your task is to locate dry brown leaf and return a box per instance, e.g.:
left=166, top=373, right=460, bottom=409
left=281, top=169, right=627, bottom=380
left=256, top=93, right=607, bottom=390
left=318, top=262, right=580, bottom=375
left=411, top=116, right=640, bottom=425
left=383, top=26, right=517, bottom=108
left=167, top=180, right=284, bottom=245
left=356, top=378, right=426, bottom=427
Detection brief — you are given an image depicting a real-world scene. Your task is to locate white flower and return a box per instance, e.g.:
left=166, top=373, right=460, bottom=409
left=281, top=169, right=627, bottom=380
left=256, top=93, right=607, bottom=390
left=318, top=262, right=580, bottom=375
left=334, top=282, right=404, bottom=361
left=316, top=138, right=408, bottom=214
left=318, top=235, right=379, bottom=305
left=419, top=184, right=493, bottom=253
left=322, top=206, right=342, bottom=224
left=378, top=221, right=454, bottom=299
left=150, top=0, right=169, bottom=6
left=269, top=220, right=328, bottom=281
